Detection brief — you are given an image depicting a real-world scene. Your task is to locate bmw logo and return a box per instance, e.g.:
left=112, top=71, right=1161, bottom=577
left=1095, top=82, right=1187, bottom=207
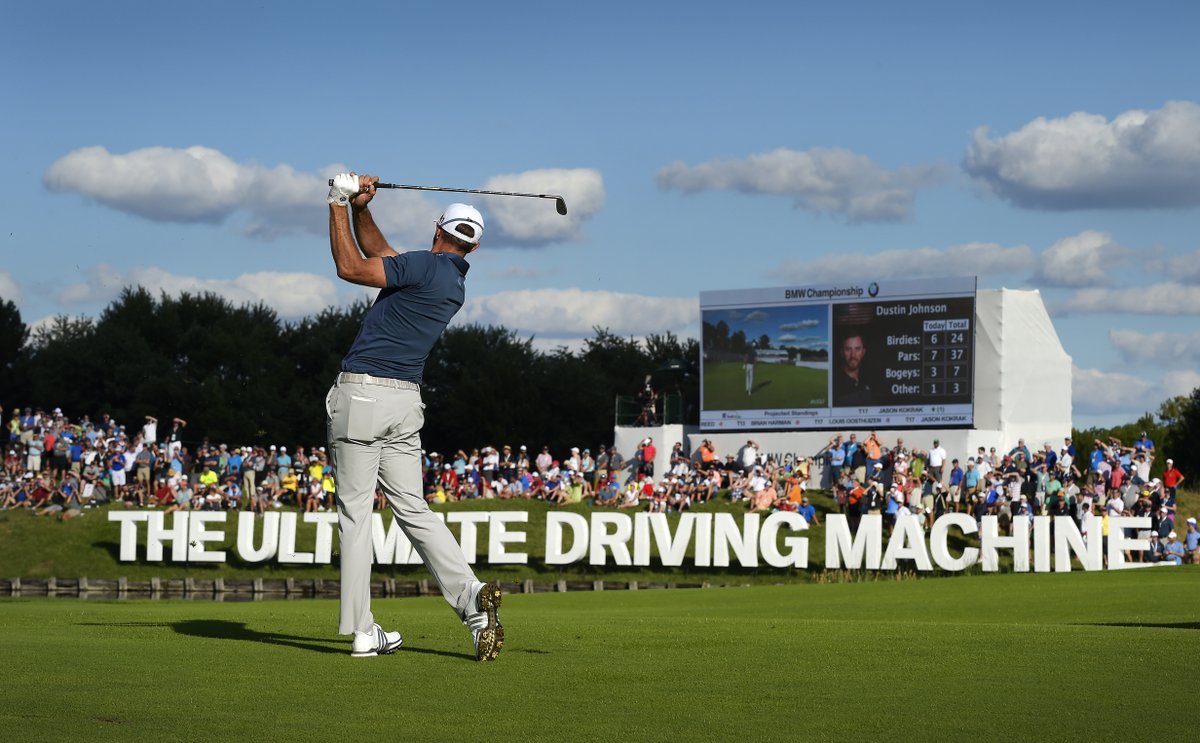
left=867, top=282, right=879, bottom=297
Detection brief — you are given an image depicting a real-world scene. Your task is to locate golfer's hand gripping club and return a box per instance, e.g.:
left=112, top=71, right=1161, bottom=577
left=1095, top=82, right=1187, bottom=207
left=327, top=173, right=360, bottom=206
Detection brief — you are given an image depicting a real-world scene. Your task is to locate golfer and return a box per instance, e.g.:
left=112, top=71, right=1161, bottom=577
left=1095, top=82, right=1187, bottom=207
left=326, top=172, right=503, bottom=661
left=744, top=343, right=756, bottom=396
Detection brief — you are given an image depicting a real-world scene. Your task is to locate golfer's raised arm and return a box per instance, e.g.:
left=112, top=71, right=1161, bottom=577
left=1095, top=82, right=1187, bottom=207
left=328, top=172, right=387, bottom=288
left=350, top=174, right=398, bottom=259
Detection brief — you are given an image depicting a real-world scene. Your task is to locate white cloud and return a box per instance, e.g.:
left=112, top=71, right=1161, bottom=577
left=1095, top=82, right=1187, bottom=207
left=778, top=334, right=827, bottom=349
left=1162, top=369, right=1200, bottom=397
left=1056, top=282, right=1200, bottom=315
left=964, top=101, right=1200, bottom=210
left=56, top=264, right=342, bottom=318
left=0, top=271, right=21, bottom=305
left=478, top=168, right=605, bottom=243
left=44, top=146, right=598, bottom=247
left=1146, top=249, right=1200, bottom=283
left=456, top=288, right=696, bottom=339
left=1073, top=364, right=1200, bottom=417
left=1109, top=329, right=1200, bottom=364
left=775, top=241, right=1034, bottom=283
left=1071, top=365, right=1158, bottom=416
left=1031, top=230, right=1129, bottom=287
left=656, top=147, right=942, bottom=222
left=780, top=319, right=819, bottom=330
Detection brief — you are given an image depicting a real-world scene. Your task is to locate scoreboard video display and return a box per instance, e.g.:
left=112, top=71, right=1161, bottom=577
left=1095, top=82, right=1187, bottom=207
left=700, top=277, right=976, bottom=431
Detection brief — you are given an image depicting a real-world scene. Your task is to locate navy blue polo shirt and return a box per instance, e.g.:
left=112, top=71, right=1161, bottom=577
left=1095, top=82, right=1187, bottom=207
left=340, top=250, right=469, bottom=384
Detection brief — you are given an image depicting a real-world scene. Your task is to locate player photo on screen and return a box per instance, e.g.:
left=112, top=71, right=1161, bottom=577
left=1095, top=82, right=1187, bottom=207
left=701, top=304, right=829, bottom=411
left=831, top=303, right=878, bottom=407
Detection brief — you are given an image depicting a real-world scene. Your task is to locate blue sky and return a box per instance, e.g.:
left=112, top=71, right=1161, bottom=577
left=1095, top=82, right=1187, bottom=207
left=3, top=1, right=1198, bottom=428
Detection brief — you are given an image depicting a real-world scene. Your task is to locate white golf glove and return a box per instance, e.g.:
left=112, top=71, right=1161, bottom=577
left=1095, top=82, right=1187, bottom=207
left=328, top=172, right=359, bottom=206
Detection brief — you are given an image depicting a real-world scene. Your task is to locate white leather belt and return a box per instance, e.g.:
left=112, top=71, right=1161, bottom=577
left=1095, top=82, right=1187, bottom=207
left=337, top=372, right=420, bottom=391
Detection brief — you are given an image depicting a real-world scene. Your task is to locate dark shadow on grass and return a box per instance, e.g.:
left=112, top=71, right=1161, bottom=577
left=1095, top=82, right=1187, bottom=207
left=1081, top=621, right=1200, bottom=631
left=80, top=620, right=344, bottom=654
left=80, top=620, right=480, bottom=659
left=751, top=381, right=773, bottom=394
left=92, top=540, right=123, bottom=562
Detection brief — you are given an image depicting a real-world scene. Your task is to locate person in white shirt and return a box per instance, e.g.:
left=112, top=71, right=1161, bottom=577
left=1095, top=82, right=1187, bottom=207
left=928, top=439, right=948, bottom=481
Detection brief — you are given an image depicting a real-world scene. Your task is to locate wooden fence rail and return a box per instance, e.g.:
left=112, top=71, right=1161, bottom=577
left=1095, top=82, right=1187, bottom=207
left=0, top=577, right=710, bottom=600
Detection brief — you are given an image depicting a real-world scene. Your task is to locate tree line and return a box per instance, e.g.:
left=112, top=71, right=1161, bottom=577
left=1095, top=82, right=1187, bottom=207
left=0, top=290, right=700, bottom=455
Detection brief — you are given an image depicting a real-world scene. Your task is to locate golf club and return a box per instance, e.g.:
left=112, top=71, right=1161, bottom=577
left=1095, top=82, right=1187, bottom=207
left=329, top=179, right=568, bottom=215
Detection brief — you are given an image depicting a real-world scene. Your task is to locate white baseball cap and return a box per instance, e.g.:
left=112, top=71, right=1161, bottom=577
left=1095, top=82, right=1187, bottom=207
left=436, top=203, right=484, bottom=245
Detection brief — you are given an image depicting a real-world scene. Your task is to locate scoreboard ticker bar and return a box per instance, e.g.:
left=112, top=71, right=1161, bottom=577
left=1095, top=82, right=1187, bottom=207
left=700, top=277, right=977, bottom=431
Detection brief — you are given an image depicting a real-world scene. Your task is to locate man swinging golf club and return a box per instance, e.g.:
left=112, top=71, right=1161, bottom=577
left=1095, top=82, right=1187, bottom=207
left=326, top=172, right=503, bottom=661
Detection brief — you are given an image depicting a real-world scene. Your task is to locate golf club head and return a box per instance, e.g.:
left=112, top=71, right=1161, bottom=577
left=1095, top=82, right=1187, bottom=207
left=555, top=197, right=568, bottom=216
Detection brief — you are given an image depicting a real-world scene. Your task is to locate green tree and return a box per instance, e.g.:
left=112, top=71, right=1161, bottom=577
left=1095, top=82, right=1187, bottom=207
left=0, top=298, right=29, bottom=405
left=1162, top=387, right=1200, bottom=477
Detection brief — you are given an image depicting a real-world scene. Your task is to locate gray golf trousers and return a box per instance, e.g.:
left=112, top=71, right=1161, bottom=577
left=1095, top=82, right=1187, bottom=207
left=327, top=373, right=478, bottom=635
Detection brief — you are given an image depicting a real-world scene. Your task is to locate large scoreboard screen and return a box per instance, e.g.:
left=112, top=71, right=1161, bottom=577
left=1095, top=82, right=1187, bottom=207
left=700, top=277, right=976, bottom=431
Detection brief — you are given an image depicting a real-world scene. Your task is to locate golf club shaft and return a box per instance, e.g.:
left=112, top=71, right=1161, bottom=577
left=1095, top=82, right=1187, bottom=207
left=327, top=179, right=568, bottom=215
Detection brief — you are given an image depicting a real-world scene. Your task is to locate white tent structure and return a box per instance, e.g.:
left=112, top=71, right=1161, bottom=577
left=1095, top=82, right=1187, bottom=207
left=615, top=289, right=1072, bottom=479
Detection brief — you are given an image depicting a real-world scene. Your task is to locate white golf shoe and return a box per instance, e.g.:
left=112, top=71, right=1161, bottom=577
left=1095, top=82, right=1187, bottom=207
left=351, top=623, right=404, bottom=657
left=466, top=580, right=504, bottom=662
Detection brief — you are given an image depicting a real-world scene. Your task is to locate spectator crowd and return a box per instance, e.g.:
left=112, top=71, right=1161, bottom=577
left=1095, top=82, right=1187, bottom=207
left=2, top=403, right=1195, bottom=565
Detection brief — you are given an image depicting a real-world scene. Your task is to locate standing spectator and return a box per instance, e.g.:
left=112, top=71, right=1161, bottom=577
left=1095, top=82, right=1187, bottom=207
left=928, top=439, right=947, bottom=483
left=739, top=439, right=759, bottom=475
left=641, top=438, right=657, bottom=478
left=108, top=445, right=127, bottom=502
left=276, top=446, right=292, bottom=478
left=166, top=417, right=187, bottom=457
left=27, top=433, right=44, bottom=475
left=535, top=446, right=552, bottom=475
left=134, top=444, right=155, bottom=496
left=607, top=448, right=625, bottom=483
left=592, top=445, right=608, bottom=489
left=1156, top=506, right=1175, bottom=539
left=1162, top=459, right=1184, bottom=501
left=142, top=415, right=158, bottom=445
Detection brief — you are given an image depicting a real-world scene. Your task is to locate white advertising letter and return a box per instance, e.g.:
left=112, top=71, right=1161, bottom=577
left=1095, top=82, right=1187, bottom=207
left=760, top=512, right=808, bottom=569
left=109, top=511, right=150, bottom=561
left=146, top=511, right=188, bottom=562
left=237, top=512, right=280, bottom=562
left=545, top=512, right=589, bottom=565
left=187, top=511, right=227, bottom=563
left=929, top=513, right=979, bottom=571
left=277, top=512, right=314, bottom=564
left=825, top=514, right=883, bottom=570
left=589, top=513, right=633, bottom=566
left=881, top=514, right=933, bottom=571
left=714, top=513, right=759, bottom=568
left=487, top=512, right=529, bottom=564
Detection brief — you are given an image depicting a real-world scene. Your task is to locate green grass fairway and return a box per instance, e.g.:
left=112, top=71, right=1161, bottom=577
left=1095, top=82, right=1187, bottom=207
left=704, top=361, right=828, bottom=410
left=3, top=569, right=1196, bottom=742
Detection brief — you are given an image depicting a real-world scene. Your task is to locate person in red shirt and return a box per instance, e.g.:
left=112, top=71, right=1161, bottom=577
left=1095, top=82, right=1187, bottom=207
left=640, top=438, right=657, bottom=478
left=1162, top=458, right=1184, bottom=499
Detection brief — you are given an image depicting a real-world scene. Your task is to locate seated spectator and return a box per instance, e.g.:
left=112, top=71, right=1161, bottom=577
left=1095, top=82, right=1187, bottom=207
left=1142, top=532, right=1164, bottom=562
left=1183, top=518, right=1199, bottom=563
left=796, top=494, right=820, bottom=526
left=164, top=482, right=193, bottom=514
left=1161, top=531, right=1185, bottom=565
